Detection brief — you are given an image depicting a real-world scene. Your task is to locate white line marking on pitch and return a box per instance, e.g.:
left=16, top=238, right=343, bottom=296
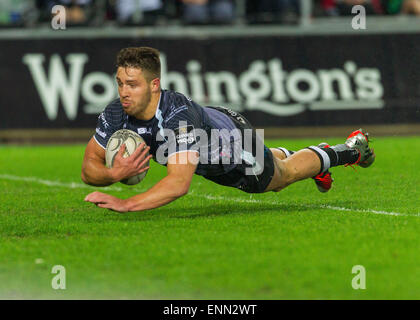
left=189, top=193, right=418, bottom=217
left=0, top=174, right=417, bottom=217
left=0, top=174, right=123, bottom=192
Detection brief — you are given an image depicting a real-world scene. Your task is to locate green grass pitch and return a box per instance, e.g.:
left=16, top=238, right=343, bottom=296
left=0, top=136, right=419, bottom=299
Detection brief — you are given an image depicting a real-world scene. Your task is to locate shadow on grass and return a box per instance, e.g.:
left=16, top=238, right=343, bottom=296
left=106, top=202, right=313, bottom=222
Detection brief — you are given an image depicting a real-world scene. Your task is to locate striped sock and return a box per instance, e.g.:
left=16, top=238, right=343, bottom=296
left=307, top=144, right=359, bottom=173
left=277, top=147, right=295, bottom=158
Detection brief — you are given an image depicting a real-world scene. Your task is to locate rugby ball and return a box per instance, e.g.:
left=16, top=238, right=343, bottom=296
left=105, top=129, right=149, bottom=185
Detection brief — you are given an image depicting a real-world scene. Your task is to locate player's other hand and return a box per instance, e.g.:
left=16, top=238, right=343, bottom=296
left=111, top=142, right=152, bottom=182
left=84, top=191, right=129, bottom=213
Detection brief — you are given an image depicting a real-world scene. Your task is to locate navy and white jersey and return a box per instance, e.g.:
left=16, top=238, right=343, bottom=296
left=94, top=89, right=241, bottom=177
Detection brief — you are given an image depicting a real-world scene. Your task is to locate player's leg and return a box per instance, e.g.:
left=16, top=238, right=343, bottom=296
left=265, top=149, right=321, bottom=192
left=265, top=129, right=375, bottom=192
left=271, top=147, right=293, bottom=160
left=270, top=145, right=333, bottom=193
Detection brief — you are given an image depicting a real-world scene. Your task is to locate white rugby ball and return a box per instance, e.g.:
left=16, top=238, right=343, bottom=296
left=105, top=129, right=149, bottom=185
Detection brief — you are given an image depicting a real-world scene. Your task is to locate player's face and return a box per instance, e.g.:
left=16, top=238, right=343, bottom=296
left=116, top=67, right=153, bottom=117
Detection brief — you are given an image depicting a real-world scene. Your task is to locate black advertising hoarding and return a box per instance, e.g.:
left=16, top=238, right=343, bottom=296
left=1, top=33, right=419, bottom=129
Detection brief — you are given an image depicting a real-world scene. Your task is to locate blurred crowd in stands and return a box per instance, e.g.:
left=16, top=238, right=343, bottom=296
left=0, top=0, right=419, bottom=27
left=322, top=0, right=420, bottom=16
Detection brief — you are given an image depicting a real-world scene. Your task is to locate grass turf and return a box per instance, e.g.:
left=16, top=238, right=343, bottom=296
left=0, top=136, right=419, bottom=299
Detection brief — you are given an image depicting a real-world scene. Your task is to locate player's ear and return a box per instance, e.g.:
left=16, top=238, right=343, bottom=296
left=150, top=78, right=160, bottom=93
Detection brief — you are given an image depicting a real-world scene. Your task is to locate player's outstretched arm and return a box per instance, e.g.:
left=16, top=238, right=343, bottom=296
left=84, top=151, right=198, bottom=212
left=81, top=137, right=151, bottom=187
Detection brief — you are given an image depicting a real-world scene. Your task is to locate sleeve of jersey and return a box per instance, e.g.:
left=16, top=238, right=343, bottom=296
left=163, top=107, right=203, bottom=158
left=93, top=109, right=119, bottom=149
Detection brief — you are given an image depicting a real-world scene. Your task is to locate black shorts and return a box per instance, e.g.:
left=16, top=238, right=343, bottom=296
left=202, top=106, right=275, bottom=194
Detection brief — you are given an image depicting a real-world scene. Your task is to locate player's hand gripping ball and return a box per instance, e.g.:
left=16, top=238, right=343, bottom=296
left=105, top=129, right=149, bottom=185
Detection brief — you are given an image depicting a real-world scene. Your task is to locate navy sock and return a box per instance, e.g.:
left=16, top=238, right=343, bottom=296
left=329, top=144, right=360, bottom=166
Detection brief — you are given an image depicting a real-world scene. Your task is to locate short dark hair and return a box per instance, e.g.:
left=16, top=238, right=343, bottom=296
left=116, top=47, right=161, bottom=82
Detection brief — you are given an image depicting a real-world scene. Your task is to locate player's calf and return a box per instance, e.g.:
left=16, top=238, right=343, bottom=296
left=266, top=149, right=322, bottom=192
left=272, top=146, right=333, bottom=193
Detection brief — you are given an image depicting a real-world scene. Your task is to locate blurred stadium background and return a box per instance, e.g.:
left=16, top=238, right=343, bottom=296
left=0, top=0, right=419, bottom=143
left=1, top=0, right=420, bottom=300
